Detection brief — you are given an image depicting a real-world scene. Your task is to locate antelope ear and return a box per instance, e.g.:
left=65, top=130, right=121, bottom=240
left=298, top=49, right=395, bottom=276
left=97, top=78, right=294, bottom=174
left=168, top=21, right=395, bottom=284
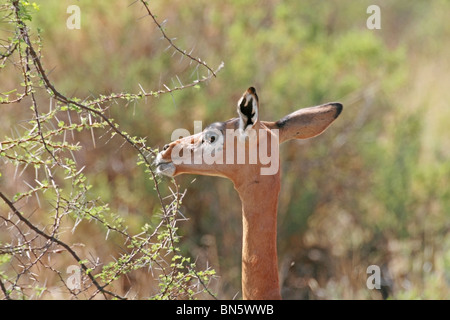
left=237, top=87, right=259, bottom=135
left=276, top=102, right=343, bottom=143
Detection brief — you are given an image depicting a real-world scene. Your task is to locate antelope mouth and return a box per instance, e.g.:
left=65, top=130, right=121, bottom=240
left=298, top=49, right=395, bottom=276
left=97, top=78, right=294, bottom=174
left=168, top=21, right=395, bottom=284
left=154, top=153, right=176, bottom=177
left=155, top=161, right=176, bottom=177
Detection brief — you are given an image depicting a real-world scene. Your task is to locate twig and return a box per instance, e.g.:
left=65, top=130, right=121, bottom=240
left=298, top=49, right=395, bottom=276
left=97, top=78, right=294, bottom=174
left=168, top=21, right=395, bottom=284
left=139, top=0, right=217, bottom=77
left=0, top=191, right=123, bottom=300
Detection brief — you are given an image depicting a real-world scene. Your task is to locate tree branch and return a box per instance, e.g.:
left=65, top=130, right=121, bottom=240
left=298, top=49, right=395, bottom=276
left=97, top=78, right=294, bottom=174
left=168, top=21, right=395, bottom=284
left=0, top=191, right=123, bottom=300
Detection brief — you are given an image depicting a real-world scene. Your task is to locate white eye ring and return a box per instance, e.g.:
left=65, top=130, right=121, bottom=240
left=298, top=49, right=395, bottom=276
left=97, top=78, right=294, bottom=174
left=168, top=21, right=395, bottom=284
left=203, top=128, right=223, bottom=146
left=204, top=131, right=218, bottom=143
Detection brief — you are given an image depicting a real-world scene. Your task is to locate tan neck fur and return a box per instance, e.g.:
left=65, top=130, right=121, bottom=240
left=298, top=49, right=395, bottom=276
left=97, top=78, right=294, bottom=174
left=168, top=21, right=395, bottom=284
left=232, top=166, right=281, bottom=300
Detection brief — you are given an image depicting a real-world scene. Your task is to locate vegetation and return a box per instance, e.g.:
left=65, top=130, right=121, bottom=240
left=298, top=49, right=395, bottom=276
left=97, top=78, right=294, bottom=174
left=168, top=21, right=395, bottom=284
left=1, top=0, right=449, bottom=299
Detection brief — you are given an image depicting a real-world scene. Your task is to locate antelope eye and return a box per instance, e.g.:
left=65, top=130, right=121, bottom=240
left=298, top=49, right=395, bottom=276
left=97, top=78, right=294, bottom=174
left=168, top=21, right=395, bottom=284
left=204, top=131, right=219, bottom=144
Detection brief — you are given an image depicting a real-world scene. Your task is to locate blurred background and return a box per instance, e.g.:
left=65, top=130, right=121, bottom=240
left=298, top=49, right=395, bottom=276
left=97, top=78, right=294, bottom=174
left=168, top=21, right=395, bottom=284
left=1, top=0, right=449, bottom=299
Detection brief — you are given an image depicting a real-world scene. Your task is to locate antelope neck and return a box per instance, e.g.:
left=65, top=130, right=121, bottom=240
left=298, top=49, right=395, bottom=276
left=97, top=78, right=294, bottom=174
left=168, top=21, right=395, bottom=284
left=233, top=171, right=282, bottom=300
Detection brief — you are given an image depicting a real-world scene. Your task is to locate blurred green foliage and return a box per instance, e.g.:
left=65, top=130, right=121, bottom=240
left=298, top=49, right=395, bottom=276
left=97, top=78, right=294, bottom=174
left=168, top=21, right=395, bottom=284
left=1, top=0, right=449, bottom=299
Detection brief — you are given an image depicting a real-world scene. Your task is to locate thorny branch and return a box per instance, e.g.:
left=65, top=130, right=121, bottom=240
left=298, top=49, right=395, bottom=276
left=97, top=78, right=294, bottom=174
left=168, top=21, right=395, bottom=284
left=0, top=191, right=119, bottom=300
left=0, top=0, right=219, bottom=300
left=138, top=0, right=219, bottom=78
